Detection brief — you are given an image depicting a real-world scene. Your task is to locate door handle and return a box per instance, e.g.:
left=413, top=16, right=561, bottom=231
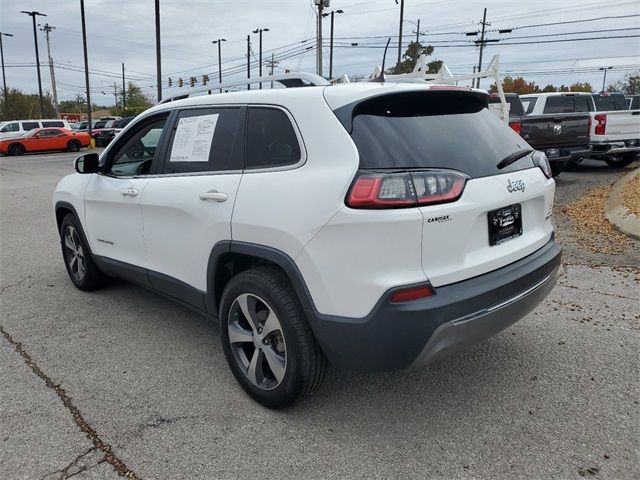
left=121, top=188, right=139, bottom=197
left=199, top=190, right=228, bottom=202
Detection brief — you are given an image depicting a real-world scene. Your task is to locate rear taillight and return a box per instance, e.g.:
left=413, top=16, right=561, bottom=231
left=389, top=284, right=434, bottom=302
left=594, top=114, right=607, bottom=135
left=509, top=121, right=522, bottom=136
left=346, top=170, right=468, bottom=209
left=533, top=152, right=553, bottom=179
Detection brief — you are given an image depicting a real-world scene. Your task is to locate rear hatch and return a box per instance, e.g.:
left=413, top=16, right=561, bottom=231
left=334, top=88, right=554, bottom=286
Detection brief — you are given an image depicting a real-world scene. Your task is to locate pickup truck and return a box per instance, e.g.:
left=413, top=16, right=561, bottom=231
left=520, top=92, right=639, bottom=167
left=489, top=93, right=591, bottom=176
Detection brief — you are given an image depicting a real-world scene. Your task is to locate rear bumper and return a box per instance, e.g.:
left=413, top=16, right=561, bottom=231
left=590, top=140, right=640, bottom=156
left=309, top=237, right=561, bottom=372
left=544, top=145, right=591, bottom=162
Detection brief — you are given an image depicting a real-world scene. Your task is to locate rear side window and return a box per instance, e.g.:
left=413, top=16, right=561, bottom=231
left=42, top=121, right=64, bottom=127
left=22, top=121, right=40, bottom=130
left=338, top=91, right=534, bottom=178
left=246, top=107, right=301, bottom=169
left=521, top=97, right=537, bottom=114
left=164, top=107, right=243, bottom=174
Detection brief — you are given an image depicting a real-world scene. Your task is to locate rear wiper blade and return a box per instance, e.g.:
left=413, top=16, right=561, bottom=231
left=497, top=149, right=533, bottom=169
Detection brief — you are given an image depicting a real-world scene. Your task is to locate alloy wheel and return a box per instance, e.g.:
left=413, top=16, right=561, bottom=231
left=63, top=226, right=86, bottom=281
left=227, top=293, right=287, bottom=390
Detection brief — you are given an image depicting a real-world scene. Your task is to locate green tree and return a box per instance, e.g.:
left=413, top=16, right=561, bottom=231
left=569, top=82, right=593, bottom=93
left=607, top=71, right=640, bottom=95
left=0, top=88, right=56, bottom=121
left=388, top=41, right=442, bottom=75
left=125, top=83, right=153, bottom=110
left=542, top=84, right=556, bottom=92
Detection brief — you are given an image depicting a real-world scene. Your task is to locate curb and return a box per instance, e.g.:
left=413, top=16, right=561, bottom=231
left=605, top=168, right=640, bottom=240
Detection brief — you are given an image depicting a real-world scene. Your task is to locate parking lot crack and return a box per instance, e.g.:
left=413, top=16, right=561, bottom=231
left=558, top=280, right=640, bottom=301
left=0, top=325, right=141, bottom=479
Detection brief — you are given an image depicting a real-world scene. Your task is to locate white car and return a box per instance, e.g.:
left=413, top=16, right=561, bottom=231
left=0, top=118, right=72, bottom=139
left=53, top=74, right=561, bottom=408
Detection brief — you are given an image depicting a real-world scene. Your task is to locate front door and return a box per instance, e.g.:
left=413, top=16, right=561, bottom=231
left=83, top=113, right=171, bottom=272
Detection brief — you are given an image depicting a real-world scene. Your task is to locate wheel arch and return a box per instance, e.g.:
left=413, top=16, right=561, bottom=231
left=207, top=241, right=316, bottom=318
left=54, top=201, right=94, bottom=255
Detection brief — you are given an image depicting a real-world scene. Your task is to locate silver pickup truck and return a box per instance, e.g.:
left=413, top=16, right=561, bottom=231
left=521, top=92, right=640, bottom=168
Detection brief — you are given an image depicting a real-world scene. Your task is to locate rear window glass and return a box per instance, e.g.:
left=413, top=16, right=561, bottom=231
left=543, top=95, right=592, bottom=114
left=488, top=95, right=524, bottom=116
left=338, top=91, right=534, bottom=178
left=592, top=94, right=627, bottom=111
left=42, top=121, right=64, bottom=127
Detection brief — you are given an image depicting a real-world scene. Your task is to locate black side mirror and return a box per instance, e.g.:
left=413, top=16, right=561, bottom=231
left=74, top=153, right=100, bottom=174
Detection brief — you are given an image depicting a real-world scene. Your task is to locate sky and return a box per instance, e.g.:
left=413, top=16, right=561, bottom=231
left=0, top=0, right=639, bottom=105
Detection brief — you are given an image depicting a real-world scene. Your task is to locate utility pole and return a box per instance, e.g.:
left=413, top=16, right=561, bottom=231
left=212, top=39, right=226, bottom=93
left=21, top=10, right=46, bottom=117
left=79, top=0, right=92, bottom=136
left=154, top=0, right=162, bottom=102
left=113, top=82, right=119, bottom=114
left=265, top=53, right=279, bottom=88
left=246, top=35, right=251, bottom=90
left=252, top=28, right=269, bottom=89
left=476, top=8, right=488, bottom=88
left=396, top=0, right=405, bottom=70
left=325, top=9, right=344, bottom=79
left=0, top=32, right=13, bottom=119
left=599, top=66, right=613, bottom=92
left=121, top=62, right=126, bottom=112
left=314, top=0, right=328, bottom=76
left=39, top=23, right=59, bottom=118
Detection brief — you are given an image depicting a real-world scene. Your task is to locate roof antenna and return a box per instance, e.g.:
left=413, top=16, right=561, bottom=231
left=371, top=37, right=391, bottom=83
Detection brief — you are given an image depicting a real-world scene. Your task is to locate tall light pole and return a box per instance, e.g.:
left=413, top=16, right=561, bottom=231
left=154, top=0, right=162, bottom=102
left=21, top=10, right=46, bottom=117
left=246, top=34, right=251, bottom=90
left=252, top=28, right=269, bottom=89
left=212, top=38, right=226, bottom=93
left=79, top=0, right=92, bottom=136
left=395, top=0, right=405, bottom=70
left=0, top=32, right=13, bottom=119
left=322, top=9, right=343, bottom=80
left=39, top=23, right=59, bottom=118
left=122, top=62, right=126, bottom=112
left=599, top=66, right=613, bottom=92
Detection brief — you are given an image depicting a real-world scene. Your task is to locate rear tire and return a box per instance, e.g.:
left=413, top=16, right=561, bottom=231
left=219, top=266, right=327, bottom=409
left=67, top=140, right=81, bottom=152
left=60, top=214, right=109, bottom=291
left=8, top=143, right=24, bottom=156
left=605, top=153, right=637, bottom=168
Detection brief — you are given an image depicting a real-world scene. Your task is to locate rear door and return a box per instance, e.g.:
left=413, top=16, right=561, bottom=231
left=140, top=106, right=245, bottom=303
left=343, top=90, right=554, bottom=287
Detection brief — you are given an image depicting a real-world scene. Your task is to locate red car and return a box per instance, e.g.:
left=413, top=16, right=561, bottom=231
left=0, top=128, right=91, bottom=156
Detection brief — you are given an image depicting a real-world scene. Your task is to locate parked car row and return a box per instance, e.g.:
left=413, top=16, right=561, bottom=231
left=489, top=91, right=639, bottom=176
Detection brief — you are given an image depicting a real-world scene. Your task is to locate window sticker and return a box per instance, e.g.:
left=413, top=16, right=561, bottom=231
left=170, top=113, right=219, bottom=162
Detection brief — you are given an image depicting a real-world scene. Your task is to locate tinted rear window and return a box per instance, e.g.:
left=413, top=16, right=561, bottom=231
left=521, top=97, right=537, bottom=114
left=42, top=121, right=64, bottom=127
left=488, top=95, right=524, bottom=116
left=246, top=108, right=301, bottom=169
left=543, top=96, right=592, bottom=114
left=338, top=91, right=534, bottom=178
left=592, top=94, right=627, bottom=111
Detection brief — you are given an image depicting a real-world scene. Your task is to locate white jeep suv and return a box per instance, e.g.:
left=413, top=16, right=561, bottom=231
left=53, top=76, right=561, bottom=408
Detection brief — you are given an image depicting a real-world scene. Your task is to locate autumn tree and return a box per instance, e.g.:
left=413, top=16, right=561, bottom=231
left=489, top=76, right=541, bottom=94
left=568, top=82, right=593, bottom=92
left=388, top=41, right=442, bottom=75
left=607, top=71, right=640, bottom=95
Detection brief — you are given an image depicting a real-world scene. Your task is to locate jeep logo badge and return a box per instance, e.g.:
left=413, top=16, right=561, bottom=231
left=507, top=179, right=526, bottom=193
left=553, top=124, right=562, bottom=135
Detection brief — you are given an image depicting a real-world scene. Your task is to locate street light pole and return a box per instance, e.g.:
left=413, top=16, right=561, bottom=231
left=599, top=66, right=613, bottom=92
left=212, top=39, right=226, bottom=93
left=79, top=0, right=92, bottom=136
left=154, top=0, right=162, bottom=102
left=0, top=32, right=13, bottom=119
left=396, top=0, right=405, bottom=70
left=323, top=9, right=343, bottom=80
left=21, top=10, right=46, bottom=117
left=122, top=62, right=126, bottom=112
left=252, top=28, right=269, bottom=89
left=246, top=35, right=251, bottom=90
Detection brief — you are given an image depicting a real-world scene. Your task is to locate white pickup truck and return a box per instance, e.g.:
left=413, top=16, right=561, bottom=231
left=520, top=92, right=640, bottom=167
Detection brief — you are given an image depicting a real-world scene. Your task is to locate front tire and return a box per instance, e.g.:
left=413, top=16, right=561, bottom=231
left=60, top=214, right=108, bottom=291
left=605, top=153, right=637, bottom=168
left=67, top=140, right=81, bottom=152
left=219, top=267, right=327, bottom=409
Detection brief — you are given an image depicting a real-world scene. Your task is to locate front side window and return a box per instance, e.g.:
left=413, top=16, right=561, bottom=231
left=246, top=107, right=301, bottom=169
left=0, top=122, right=19, bottom=133
left=22, top=121, right=40, bottom=131
left=164, top=107, right=243, bottom=174
left=108, top=115, right=169, bottom=176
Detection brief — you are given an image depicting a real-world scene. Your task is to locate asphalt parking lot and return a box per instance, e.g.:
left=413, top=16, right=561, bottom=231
left=1, top=151, right=638, bottom=479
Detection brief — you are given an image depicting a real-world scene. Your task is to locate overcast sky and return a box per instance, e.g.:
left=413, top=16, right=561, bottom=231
left=1, top=0, right=639, bottom=104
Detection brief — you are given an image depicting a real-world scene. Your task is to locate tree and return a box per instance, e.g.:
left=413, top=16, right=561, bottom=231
left=568, top=82, right=593, bottom=93
left=0, top=88, right=56, bottom=121
left=489, top=76, right=541, bottom=95
left=542, top=84, right=556, bottom=92
left=388, top=41, right=442, bottom=75
left=607, top=71, right=640, bottom=95
left=125, top=83, right=153, bottom=109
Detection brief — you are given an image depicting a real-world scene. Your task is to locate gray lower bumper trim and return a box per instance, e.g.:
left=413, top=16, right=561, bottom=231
left=410, top=266, right=558, bottom=368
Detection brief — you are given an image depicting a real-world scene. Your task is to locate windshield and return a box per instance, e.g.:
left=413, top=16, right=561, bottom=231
left=337, top=91, right=535, bottom=178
